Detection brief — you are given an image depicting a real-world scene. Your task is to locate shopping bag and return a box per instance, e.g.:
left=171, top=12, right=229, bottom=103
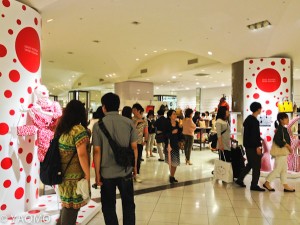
left=278, top=99, right=293, bottom=113
left=214, top=152, right=233, bottom=183
left=270, top=142, right=290, bottom=157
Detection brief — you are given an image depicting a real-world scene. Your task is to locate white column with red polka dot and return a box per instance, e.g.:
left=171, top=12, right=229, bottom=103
left=0, top=0, right=41, bottom=216
left=243, top=58, right=291, bottom=171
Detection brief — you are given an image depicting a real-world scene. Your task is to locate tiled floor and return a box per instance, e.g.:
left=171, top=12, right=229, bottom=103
left=87, top=148, right=300, bottom=225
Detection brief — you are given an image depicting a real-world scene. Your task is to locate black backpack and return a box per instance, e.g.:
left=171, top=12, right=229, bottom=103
left=208, top=129, right=227, bottom=149
left=98, top=121, right=134, bottom=172
left=40, top=135, right=76, bottom=185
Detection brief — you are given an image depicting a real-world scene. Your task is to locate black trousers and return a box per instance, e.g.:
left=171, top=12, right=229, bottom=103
left=238, top=148, right=262, bottom=187
left=101, top=174, right=135, bottom=225
left=56, top=207, right=80, bottom=225
left=137, top=144, right=143, bottom=174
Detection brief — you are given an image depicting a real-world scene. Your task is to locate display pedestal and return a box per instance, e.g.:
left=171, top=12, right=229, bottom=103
left=260, top=171, right=300, bottom=179
left=1, top=195, right=100, bottom=225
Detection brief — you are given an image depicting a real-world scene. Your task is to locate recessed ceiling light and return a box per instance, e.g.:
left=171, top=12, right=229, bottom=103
left=196, top=82, right=200, bottom=85
left=201, top=69, right=205, bottom=72
left=185, top=87, right=190, bottom=90
left=202, top=86, right=206, bottom=88
left=164, top=49, right=167, bottom=51
left=47, top=19, right=54, bottom=23
left=208, top=51, right=213, bottom=55
left=136, top=58, right=139, bottom=61
left=221, top=84, right=225, bottom=87
left=167, top=81, right=170, bottom=83
left=146, top=78, right=150, bottom=81
left=144, top=53, right=148, bottom=56
left=172, top=76, right=176, bottom=79
left=153, top=50, right=157, bottom=53
left=156, top=87, right=159, bottom=89
left=137, top=89, right=140, bottom=91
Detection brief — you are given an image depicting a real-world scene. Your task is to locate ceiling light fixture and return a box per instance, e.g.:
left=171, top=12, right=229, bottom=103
left=144, top=53, right=148, bottom=56
left=47, top=19, right=53, bottom=23
left=208, top=51, right=213, bottom=55
left=136, top=58, right=140, bottom=61
left=172, top=76, right=176, bottom=79
left=247, top=20, right=271, bottom=30
left=153, top=50, right=157, bottom=53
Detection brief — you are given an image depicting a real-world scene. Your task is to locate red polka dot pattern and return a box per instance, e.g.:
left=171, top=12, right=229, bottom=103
left=3, top=180, right=11, bottom=188
left=2, top=0, right=10, bottom=7
left=26, top=153, right=33, bottom=164
left=9, top=70, right=20, bottom=82
left=4, top=90, right=12, bottom=98
left=1, top=204, right=7, bottom=211
left=15, top=187, right=24, bottom=199
left=0, top=123, right=9, bottom=135
left=1, top=157, right=12, bottom=169
left=0, top=44, right=7, bottom=57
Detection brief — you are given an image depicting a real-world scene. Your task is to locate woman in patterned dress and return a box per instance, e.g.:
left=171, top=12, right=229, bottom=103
left=165, top=110, right=182, bottom=183
left=55, top=100, right=90, bottom=225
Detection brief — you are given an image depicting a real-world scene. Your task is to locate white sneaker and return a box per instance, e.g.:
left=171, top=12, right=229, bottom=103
left=134, top=175, right=142, bottom=183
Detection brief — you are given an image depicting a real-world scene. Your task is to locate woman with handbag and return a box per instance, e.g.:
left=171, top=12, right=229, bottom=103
left=216, top=106, right=230, bottom=161
left=56, top=100, right=91, bottom=225
left=263, top=112, right=295, bottom=192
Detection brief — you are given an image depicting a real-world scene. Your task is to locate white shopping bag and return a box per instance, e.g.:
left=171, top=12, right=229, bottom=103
left=214, top=151, right=233, bottom=183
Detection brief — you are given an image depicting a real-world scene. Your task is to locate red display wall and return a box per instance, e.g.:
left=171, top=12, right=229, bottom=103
left=0, top=1, right=41, bottom=216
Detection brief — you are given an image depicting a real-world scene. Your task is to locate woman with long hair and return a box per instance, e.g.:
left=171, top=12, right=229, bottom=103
left=216, top=106, right=231, bottom=161
left=165, top=110, right=182, bottom=183
left=55, top=100, right=90, bottom=225
left=263, top=112, right=295, bottom=192
left=122, top=106, right=132, bottom=119
left=182, top=108, right=196, bottom=165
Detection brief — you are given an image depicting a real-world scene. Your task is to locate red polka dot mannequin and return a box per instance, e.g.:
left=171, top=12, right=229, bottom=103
left=17, top=85, right=62, bottom=162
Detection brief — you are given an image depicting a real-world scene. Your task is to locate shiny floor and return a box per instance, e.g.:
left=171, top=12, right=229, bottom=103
left=87, top=147, right=300, bottom=225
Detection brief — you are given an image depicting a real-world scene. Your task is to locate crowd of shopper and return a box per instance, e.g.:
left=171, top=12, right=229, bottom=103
left=55, top=94, right=297, bottom=225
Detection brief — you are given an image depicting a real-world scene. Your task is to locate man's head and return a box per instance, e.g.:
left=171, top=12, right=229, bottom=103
left=101, top=92, right=120, bottom=113
left=132, top=103, right=144, bottom=117
left=250, top=102, right=262, bottom=115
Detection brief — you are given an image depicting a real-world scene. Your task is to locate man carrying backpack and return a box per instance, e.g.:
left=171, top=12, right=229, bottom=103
left=93, top=93, right=138, bottom=225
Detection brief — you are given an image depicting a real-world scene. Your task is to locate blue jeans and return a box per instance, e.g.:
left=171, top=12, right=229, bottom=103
left=101, top=174, right=135, bottom=225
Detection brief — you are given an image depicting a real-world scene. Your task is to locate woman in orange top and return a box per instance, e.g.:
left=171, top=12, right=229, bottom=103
left=182, top=108, right=196, bottom=165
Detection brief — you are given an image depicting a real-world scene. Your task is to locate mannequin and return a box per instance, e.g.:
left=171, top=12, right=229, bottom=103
left=287, top=116, right=300, bottom=171
left=17, top=85, right=62, bottom=161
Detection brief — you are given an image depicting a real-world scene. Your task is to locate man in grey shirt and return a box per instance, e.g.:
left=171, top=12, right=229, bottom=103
left=93, top=92, right=138, bottom=225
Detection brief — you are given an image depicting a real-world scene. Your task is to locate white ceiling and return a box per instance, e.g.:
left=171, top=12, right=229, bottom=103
left=17, top=0, right=300, bottom=96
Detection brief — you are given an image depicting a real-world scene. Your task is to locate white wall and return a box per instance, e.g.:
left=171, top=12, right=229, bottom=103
left=176, top=86, right=231, bottom=112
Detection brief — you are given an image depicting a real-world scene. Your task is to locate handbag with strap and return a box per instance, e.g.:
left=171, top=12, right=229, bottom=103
left=270, top=128, right=290, bottom=157
left=278, top=98, right=293, bottom=113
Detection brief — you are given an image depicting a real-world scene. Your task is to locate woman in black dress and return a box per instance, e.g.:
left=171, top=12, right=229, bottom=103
left=165, top=110, right=182, bottom=183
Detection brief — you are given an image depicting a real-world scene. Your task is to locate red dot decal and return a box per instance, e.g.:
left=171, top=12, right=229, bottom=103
left=271, top=61, right=275, bottom=66
left=16, top=19, right=21, bottom=25
left=15, top=187, right=24, bottom=199
left=18, top=148, right=23, bottom=154
left=9, top=110, right=15, bottom=115
left=257, top=67, right=260, bottom=70
left=1, top=204, right=7, bottom=211
left=34, top=18, right=38, bottom=25
left=9, top=70, right=20, bottom=82
left=0, top=123, right=9, bottom=135
left=232, top=119, right=236, bottom=124
left=29, top=210, right=40, bottom=214
left=3, top=180, right=11, bottom=188
left=20, top=98, right=24, bottom=103
left=27, top=87, right=32, bottom=94
left=22, top=5, right=26, bottom=10
left=2, top=0, right=10, bottom=7
left=246, top=95, right=250, bottom=98
left=256, top=68, right=281, bottom=92
left=286, top=89, right=289, bottom=93
left=246, top=82, right=252, bottom=88
left=15, top=27, right=40, bottom=73
left=282, top=77, right=287, bottom=83
left=266, top=110, right=272, bottom=115
left=0, top=44, right=7, bottom=57
left=281, top=59, right=286, bottom=65
left=1, top=157, right=12, bottom=169
left=26, top=175, right=31, bottom=183
left=266, top=100, right=269, bottom=104
left=8, top=29, right=13, bottom=35
left=36, top=188, right=39, bottom=199
left=4, top=90, right=12, bottom=98
left=249, top=60, right=253, bottom=64
left=253, top=93, right=260, bottom=99
left=26, top=153, right=33, bottom=164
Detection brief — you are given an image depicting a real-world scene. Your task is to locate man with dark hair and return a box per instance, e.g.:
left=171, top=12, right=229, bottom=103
left=154, top=109, right=167, bottom=161
left=93, top=92, right=138, bottom=225
left=132, top=103, right=148, bottom=182
left=236, top=101, right=265, bottom=191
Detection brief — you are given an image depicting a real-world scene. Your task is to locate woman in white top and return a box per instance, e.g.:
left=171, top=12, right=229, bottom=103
left=216, top=106, right=231, bottom=162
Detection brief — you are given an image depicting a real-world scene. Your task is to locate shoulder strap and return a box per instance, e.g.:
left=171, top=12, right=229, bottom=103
left=63, top=150, right=77, bottom=177
left=98, top=121, right=118, bottom=152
